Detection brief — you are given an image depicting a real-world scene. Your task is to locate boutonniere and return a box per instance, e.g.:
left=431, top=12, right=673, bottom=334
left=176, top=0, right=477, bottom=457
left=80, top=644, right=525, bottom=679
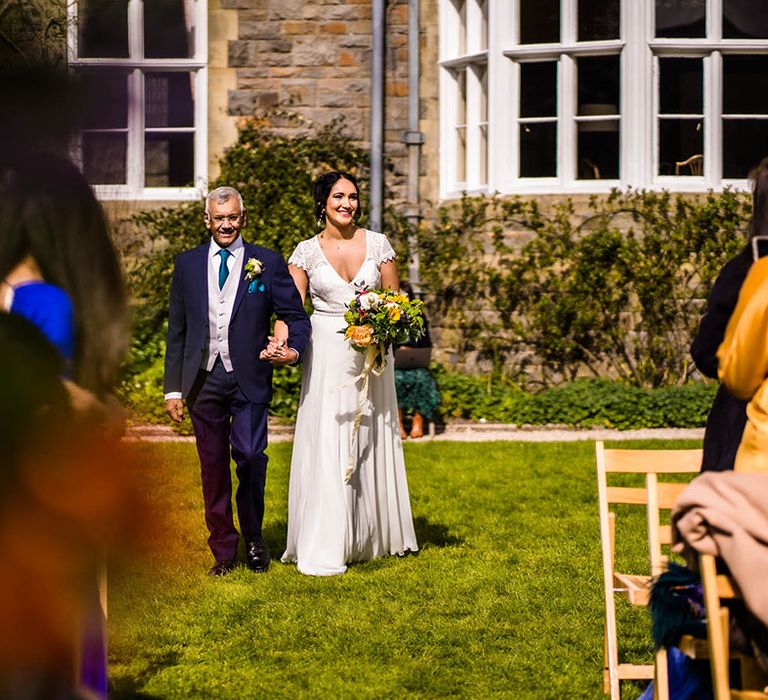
left=244, top=257, right=265, bottom=293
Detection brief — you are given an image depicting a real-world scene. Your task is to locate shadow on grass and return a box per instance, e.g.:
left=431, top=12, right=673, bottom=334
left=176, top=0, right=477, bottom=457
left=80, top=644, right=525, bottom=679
left=109, top=650, right=180, bottom=699
left=413, top=516, right=463, bottom=548
left=258, top=517, right=460, bottom=558
left=262, top=519, right=288, bottom=556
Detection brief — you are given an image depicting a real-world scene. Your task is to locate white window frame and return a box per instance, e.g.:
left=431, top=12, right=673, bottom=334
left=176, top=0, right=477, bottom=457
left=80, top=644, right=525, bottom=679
left=439, top=0, right=489, bottom=197
left=67, top=0, right=208, bottom=201
left=439, top=0, right=763, bottom=198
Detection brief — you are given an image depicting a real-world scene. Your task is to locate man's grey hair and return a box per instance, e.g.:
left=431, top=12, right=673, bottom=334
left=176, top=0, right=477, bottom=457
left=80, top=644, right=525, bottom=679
left=205, top=186, right=245, bottom=215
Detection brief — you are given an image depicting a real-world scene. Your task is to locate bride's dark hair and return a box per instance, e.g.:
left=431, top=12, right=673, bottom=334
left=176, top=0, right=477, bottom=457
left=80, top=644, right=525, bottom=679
left=313, top=171, right=361, bottom=224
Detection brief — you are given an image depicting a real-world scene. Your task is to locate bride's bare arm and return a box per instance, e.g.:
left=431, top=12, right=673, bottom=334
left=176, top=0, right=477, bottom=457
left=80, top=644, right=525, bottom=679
left=380, top=259, right=399, bottom=291
left=271, top=263, right=309, bottom=347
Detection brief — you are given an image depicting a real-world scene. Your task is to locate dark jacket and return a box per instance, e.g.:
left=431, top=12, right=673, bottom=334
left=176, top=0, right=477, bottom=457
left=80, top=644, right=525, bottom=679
left=690, top=246, right=752, bottom=472
left=164, top=240, right=311, bottom=403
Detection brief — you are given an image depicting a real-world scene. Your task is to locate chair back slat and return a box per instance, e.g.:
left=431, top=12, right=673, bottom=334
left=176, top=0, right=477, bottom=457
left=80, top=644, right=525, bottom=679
left=601, top=448, right=703, bottom=474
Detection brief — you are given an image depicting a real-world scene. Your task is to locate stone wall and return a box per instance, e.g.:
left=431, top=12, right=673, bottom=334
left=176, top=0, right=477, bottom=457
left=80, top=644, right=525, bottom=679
left=222, top=0, right=413, bottom=204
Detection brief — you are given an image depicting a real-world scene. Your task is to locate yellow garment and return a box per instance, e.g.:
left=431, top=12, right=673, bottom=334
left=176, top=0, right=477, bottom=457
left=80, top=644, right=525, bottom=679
left=717, top=256, right=768, bottom=472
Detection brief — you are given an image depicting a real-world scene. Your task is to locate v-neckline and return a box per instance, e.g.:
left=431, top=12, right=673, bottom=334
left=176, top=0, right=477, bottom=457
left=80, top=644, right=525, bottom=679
left=315, top=229, right=369, bottom=285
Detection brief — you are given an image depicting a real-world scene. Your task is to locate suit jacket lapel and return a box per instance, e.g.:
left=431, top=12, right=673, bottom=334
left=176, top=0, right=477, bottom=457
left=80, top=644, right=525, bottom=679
left=193, top=244, right=208, bottom=321
left=230, top=242, right=252, bottom=321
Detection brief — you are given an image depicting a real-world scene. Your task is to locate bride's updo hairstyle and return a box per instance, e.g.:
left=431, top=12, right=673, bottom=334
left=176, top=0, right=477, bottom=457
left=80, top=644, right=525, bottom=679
left=748, top=156, right=768, bottom=239
left=313, top=171, right=361, bottom=225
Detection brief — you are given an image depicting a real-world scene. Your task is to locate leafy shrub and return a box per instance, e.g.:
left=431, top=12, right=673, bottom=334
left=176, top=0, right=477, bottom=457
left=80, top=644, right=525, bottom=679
left=434, top=366, right=717, bottom=429
left=401, top=188, right=751, bottom=388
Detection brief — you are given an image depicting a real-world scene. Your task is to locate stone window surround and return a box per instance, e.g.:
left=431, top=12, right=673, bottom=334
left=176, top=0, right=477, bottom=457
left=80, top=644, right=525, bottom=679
left=67, top=0, right=209, bottom=201
left=438, top=0, right=765, bottom=199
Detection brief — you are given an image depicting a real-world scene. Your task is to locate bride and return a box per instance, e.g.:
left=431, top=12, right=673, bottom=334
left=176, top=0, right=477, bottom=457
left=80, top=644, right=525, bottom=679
left=274, top=171, right=418, bottom=576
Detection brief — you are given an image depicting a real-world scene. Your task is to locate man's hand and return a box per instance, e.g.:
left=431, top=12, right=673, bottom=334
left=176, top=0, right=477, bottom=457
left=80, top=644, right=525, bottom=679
left=259, top=336, right=298, bottom=366
left=166, top=398, right=184, bottom=423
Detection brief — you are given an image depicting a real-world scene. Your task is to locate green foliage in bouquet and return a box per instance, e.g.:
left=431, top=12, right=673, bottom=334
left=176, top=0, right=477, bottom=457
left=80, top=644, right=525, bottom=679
left=341, top=289, right=425, bottom=360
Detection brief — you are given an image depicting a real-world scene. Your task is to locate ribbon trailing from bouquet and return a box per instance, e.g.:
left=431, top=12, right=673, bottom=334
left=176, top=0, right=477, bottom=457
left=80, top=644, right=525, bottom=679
left=344, top=343, right=386, bottom=484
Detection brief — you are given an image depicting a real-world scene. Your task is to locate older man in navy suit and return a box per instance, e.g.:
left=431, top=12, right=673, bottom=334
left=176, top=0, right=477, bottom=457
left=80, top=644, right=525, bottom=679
left=164, top=186, right=310, bottom=576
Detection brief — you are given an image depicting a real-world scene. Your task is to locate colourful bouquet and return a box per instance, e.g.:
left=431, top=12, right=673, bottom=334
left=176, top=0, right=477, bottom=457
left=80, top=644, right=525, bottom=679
left=340, top=288, right=425, bottom=370
left=340, top=287, right=426, bottom=482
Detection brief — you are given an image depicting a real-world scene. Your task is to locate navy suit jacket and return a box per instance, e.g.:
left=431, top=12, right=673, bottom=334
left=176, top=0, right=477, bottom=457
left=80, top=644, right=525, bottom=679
left=163, top=239, right=311, bottom=404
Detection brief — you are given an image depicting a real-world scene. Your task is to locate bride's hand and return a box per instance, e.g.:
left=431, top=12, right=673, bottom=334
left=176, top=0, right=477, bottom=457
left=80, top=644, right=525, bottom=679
left=259, top=335, right=296, bottom=364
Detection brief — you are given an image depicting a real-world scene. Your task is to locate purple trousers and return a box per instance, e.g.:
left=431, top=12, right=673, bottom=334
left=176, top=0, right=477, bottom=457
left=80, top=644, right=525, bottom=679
left=188, top=358, right=269, bottom=562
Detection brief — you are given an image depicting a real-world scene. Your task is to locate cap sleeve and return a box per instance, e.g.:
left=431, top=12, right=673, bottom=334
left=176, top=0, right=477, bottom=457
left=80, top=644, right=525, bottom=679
left=374, top=232, right=396, bottom=266
left=288, top=240, right=308, bottom=270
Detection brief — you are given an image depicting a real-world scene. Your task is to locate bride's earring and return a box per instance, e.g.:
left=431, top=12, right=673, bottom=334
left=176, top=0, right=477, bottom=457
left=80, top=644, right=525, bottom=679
left=317, top=208, right=325, bottom=227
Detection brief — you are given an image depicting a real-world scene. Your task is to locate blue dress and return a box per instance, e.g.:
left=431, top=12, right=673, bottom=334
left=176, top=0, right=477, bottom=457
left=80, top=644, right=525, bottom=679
left=9, top=281, right=106, bottom=697
left=10, top=281, right=75, bottom=365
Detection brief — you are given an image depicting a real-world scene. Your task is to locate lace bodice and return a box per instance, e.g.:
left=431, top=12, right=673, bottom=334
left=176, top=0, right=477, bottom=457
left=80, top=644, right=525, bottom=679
left=288, top=230, right=396, bottom=315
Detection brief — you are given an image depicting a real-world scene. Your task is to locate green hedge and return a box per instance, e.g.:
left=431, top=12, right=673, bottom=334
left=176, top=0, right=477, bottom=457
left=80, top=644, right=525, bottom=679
left=120, top=353, right=717, bottom=431
left=434, top=367, right=716, bottom=429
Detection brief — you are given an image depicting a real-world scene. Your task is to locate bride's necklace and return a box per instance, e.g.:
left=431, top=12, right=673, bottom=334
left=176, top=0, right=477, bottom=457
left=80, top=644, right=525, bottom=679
left=321, top=230, right=355, bottom=251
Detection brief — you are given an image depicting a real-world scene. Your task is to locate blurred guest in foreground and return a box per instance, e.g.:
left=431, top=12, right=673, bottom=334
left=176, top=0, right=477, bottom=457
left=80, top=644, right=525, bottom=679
left=0, top=154, right=131, bottom=698
left=717, top=158, right=768, bottom=473
left=691, top=157, right=768, bottom=471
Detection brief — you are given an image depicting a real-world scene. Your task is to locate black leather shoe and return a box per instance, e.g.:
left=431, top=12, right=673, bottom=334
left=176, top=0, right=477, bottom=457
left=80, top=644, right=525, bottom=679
left=208, top=560, right=236, bottom=577
left=246, top=539, right=270, bottom=573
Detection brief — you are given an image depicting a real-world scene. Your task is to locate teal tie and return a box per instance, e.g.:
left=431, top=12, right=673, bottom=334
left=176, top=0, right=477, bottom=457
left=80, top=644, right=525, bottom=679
left=217, top=249, right=231, bottom=289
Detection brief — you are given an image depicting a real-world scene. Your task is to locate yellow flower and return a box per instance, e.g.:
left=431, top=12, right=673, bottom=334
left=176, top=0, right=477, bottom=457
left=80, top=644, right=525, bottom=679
left=387, top=305, right=401, bottom=322
left=346, top=325, right=374, bottom=347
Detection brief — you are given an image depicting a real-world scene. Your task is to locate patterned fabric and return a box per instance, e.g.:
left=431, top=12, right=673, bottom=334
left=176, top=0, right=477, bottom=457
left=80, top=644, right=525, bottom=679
left=394, top=367, right=440, bottom=419
left=288, top=230, right=396, bottom=315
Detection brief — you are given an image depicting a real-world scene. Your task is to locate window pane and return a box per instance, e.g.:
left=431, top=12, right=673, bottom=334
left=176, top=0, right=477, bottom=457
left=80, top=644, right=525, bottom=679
left=457, top=0, right=467, bottom=55
left=660, top=58, right=703, bottom=114
left=479, top=65, right=488, bottom=185
left=456, top=127, right=466, bottom=182
left=146, top=73, right=195, bottom=128
left=655, top=0, right=705, bottom=38
left=456, top=70, right=466, bottom=181
left=520, top=0, right=559, bottom=44
left=77, top=70, right=129, bottom=129
left=578, top=0, right=619, bottom=41
left=724, top=1, right=768, bottom=39
left=82, top=132, right=127, bottom=184
left=578, top=123, right=619, bottom=179
left=145, top=133, right=194, bottom=187
left=659, top=119, right=703, bottom=176
left=723, top=56, right=768, bottom=115
left=520, top=123, right=556, bottom=177
left=520, top=62, right=557, bottom=118
left=578, top=56, right=619, bottom=116
left=479, top=0, right=489, bottom=51
left=78, top=0, right=128, bottom=58
left=145, top=0, right=195, bottom=58
left=723, top=120, right=768, bottom=178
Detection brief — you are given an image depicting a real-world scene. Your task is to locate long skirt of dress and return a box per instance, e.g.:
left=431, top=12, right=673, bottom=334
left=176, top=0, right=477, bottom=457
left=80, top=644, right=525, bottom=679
left=281, top=312, right=419, bottom=576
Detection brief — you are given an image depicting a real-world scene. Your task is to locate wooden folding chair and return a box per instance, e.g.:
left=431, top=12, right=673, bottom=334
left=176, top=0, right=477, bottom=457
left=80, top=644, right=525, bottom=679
left=699, top=553, right=768, bottom=700
left=596, top=441, right=702, bottom=699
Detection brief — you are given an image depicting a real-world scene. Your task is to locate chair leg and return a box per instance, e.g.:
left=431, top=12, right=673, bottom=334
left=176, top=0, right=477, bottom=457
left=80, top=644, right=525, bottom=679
left=701, top=554, right=731, bottom=700
left=654, top=647, right=669, bottom=700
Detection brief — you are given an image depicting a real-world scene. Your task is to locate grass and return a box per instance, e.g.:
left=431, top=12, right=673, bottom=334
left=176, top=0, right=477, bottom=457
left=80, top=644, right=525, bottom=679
left=109, top=438, right=700, bottom=699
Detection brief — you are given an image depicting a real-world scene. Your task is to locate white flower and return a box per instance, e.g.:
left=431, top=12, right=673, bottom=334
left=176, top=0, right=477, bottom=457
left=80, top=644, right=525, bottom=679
left=359, top=292, right=381, bottom=310
left=244, top=257, right=264, bottom=280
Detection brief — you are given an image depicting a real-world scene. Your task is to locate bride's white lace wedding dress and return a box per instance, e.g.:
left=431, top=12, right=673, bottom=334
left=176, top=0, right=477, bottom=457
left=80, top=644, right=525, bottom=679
left=281, top=230, right=419, bottom=576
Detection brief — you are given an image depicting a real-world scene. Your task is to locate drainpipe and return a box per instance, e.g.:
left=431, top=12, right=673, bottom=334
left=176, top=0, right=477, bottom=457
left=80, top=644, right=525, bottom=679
left=370, top=0, right=385, bottom=232
left=400, top=0, right=424, bottom=292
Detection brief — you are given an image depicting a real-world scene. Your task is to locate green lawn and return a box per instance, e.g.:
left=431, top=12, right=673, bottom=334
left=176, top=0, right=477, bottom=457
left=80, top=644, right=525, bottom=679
left=109, top=439, right=700, bottom=699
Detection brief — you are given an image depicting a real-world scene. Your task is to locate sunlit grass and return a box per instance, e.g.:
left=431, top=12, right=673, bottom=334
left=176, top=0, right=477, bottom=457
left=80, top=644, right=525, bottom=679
left=109, top=438, right=699, bottom=699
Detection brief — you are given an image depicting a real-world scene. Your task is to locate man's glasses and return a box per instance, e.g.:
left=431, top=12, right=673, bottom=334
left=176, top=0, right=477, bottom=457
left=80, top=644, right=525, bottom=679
left=211, top=214, right=242, bottom=225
